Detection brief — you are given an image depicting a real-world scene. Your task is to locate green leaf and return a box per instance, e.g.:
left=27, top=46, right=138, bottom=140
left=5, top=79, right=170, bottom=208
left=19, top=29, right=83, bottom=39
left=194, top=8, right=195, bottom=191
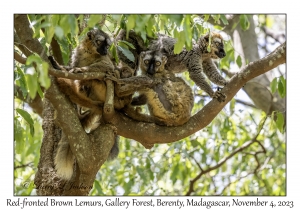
left=173, top=30, right=185, bottom=54
left=16, top=108, right=35, bottom=137
left=126, top=15, right=136, bottom=31
left=170, top=164, right=179, bottom=184
left=16, top=66, right=28, bottom=99
left=278, top=76, right=286, bottom=98
left=191, top=140, right=200, bottom=148
left=275, top=112, right=284, bottom=133
left=278, top=79, right=285, bottom=98
left=240, top=15, right=250, bottom=31
left=136, top=167, right=146, bottom=180
left=258, top=112, right=267, bottom=132
left=37, top=82, right=44, bottom=99
left=25, top=67, right=38, bottom=99
left=87, top=15, right=103, bottom=27
left=37, top=62, right=51, bottom=89
left=212, top=14, right=220, bottom=23
left=26, top=54, right=42, bottom=66
left=14, top=117, right=23, bottom=142
left=117, top=46, right=135, bottom=62
left=270, top=78, right=278, bottom=94
left=183, top=15, right=192, bottom=50
left=203, top=15, right=210, bottom=22
left=236, top=55, right=242, bottom=68
left=110, top=43, right=119, bottom=64
left=118, top=40, right=136, bottom=49
left=55, top=26, right=64, bottom=40
left=94, top=180, right=103, bottom=195
left=220, top=15, right=229, bottom=25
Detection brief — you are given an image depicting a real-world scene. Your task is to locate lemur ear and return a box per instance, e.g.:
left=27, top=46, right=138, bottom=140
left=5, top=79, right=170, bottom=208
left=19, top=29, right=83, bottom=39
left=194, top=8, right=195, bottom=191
left=204, top=33, right=210, bottom=42
left=140, top=51, right=146, bottom=58
left=87, top=31, right=93, bottom=40
left=162, top=55, right=167, bottom=62
left=87, top=30, right=95, bottom=40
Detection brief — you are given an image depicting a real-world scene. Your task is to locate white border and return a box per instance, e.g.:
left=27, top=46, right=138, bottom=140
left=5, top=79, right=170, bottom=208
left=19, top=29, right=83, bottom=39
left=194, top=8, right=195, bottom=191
left=3, top=1, right=297, bottom=209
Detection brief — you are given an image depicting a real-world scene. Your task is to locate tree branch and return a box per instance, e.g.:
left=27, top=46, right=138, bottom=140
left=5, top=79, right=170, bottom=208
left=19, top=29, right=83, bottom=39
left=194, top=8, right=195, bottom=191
left=14, top=51, right=27, bottom=65
left=110, top=42, right=286, bottom=145
left=48, top=67, right=106, bottom=80
left=186, top=116, right=267, bottom=195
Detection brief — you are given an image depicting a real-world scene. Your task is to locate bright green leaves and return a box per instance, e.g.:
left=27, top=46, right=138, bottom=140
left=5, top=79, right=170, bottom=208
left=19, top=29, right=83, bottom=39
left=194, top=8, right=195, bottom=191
left=117, top=46, right=135, bottom=63
left=270, top=77, right=278, bottom=93
left=182, top=15, right=193, bottom=51
left=123, top=14, right=155, bottom=41
left=110, top=39, right=137, bottom=64
left=270, top=76, right=286, bottom=98
left=87, top=15, right=105, bottom=27
left=24, top=67, right=38, bottom=99
left=14, top=116, right=23, bottom=143
left=15, top=66, right=28, bottom=99
left=278, top=76, right=286, bottom=98
left=25, top=54, right=51, bottom=99
left=275, top=112, right=285, bottom=133
left=220, top=15, right=229, bottom=25
left=16, top=108, right=35, bottom=137
left=57, top=15, right=78, bottom=38
left=236, top=55, right=243, bottom=68
left=240, top=15, right=250, bottom=31
left=271, top=111, right=285, bottom=134
left=173, top=15, right=194, bottom=53
left=173, top=29, right=186, bottom=54
left=110, top=43, right=119, bottom=64
left=126, top=15, right=136, bottom=32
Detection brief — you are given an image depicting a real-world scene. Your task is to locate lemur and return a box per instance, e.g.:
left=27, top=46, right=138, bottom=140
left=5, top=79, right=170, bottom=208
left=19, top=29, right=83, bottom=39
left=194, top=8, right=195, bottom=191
left=49, top=29, right=121, bottom=180
left=111, top=50, right=194, bottom=126
left=117, top=30, right=228, bottom=102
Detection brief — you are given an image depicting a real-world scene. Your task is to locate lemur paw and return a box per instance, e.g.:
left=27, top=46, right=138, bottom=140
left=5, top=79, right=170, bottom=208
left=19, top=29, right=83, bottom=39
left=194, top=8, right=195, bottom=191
left=70, top=67, right=83, bottom=73
left=105, top=74, right=120, bottom=83
left=213, top=91, right=227, bottom=102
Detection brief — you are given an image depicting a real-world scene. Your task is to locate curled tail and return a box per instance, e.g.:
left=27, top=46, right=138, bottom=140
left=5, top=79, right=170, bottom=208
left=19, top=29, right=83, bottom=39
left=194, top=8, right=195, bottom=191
left=54, top=134, right=74, bottom=180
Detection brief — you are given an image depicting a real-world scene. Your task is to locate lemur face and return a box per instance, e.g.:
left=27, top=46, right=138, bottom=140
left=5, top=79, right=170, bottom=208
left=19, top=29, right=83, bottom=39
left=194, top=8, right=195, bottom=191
left=140, top=51, right=167, bottom=76
left=204, top=33, right=226, bottom=59
left=87, top=29, right=112, bottom=56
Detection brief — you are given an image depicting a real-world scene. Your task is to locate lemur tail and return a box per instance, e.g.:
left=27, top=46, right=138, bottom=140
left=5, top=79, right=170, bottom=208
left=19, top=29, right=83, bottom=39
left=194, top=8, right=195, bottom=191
left=54, top=134, right=74, bottom=180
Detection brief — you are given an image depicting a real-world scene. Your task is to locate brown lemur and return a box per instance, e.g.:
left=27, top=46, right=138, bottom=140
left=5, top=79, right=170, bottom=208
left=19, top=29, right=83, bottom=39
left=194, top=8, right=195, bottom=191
left=49, top=29, right=123, bottom=180
left=111, top=50, right=194, bottom=126
left=118, top=30, right=228, bottom=102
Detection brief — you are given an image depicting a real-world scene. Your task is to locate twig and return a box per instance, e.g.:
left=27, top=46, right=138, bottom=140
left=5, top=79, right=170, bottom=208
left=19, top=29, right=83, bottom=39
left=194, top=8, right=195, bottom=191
left=48, top=67, right=106, bottom=80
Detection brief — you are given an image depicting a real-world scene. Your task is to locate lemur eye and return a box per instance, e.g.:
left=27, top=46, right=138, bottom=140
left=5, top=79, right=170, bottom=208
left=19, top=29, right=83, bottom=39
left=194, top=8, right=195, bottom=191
left=155, top=61, right=161, bottom=66
left=144, top=60, right=149, bottom=64
left=97, top=40, right=101, bottom=45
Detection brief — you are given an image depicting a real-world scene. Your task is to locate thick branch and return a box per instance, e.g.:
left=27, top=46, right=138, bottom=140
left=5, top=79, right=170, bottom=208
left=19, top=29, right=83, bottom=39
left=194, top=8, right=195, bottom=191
left=111, top=42, right=286, bottom=145
left=48, top=67, right=106, bottom=80
left=14, top=51, right=27, bottom=65
left=14, top=14, right=48, bottom=61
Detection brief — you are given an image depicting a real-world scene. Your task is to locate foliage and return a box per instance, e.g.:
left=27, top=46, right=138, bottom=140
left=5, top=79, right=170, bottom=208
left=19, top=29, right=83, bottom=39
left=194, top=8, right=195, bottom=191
left=14, top=14, right=286, bottom=195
